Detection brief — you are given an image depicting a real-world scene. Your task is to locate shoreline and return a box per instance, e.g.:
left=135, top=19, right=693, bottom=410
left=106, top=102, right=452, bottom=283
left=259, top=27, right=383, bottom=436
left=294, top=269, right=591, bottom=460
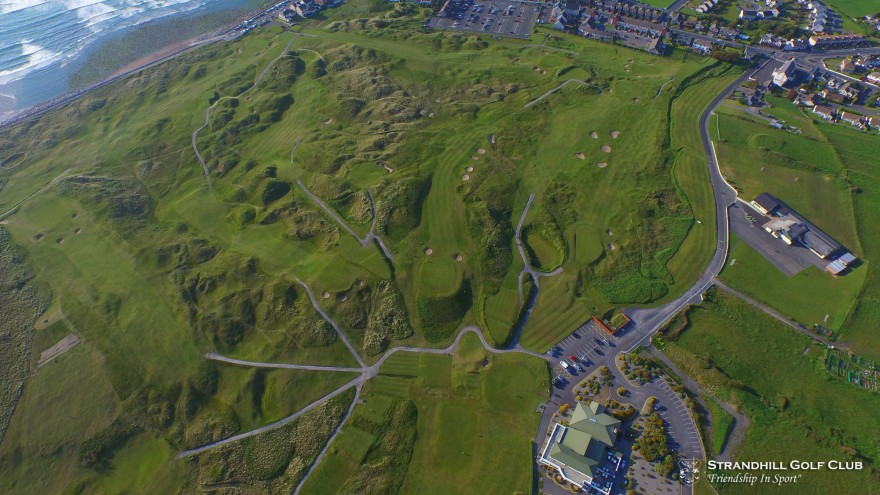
left=0, top=1, right=277, bottom=131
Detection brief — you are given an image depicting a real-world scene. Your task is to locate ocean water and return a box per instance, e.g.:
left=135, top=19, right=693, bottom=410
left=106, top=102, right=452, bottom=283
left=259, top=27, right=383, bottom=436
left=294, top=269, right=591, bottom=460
left=0, top=0, right=260, bottom=116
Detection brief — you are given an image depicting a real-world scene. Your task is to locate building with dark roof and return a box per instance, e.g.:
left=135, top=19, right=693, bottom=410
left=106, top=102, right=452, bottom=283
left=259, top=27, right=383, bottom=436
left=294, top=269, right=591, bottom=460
left=755, top=192, right=846, bottom=260
left=751, top=192, right=781, bottom=215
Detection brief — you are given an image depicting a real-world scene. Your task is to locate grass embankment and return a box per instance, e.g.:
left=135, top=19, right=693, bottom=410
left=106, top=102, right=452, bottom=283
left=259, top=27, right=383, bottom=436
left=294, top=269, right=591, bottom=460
left=301, top=333, right=549, bottom=494
left=661, top=289, right=880, bottom=494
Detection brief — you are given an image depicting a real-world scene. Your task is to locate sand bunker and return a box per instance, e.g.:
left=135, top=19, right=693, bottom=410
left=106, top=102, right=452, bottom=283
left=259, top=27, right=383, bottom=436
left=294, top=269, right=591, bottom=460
left=56, top=238, right=64, bottom=244
left=355, top=279, right=364, bottom=288
left=465, top=166, right=474, bottom=172
left=71, top=212, right=78, bottom=218
left=454, top=254, right=463, bottom=262
left=476, top=148, right=486, bottom=155
left=488, top=134, right=495, bottom=144
left=590, top=131, right=598, bottom=139
left=377, top=161, right=393, bottom=173
left=74, top=228, right=82, bottom=234
left=462, top=174, right=470, bottom=181
left=336, top=293, right=347, bottom=302
left=541, top=70, right=547, bottom=75
left=608, top=243, right=616, bottom=251
left=34, top=233, right=43, bottom=240
left=322, top=291, right=331, bottom=299
left=611, top=131, right=620, bottom=139
left=323, top=118, right=333, bottom=125
left=428, top=112, right=435, bottom=118
left=471, top=155, right=479, bottom=161
left=424, top=247, right=433, bottom=255
left=606, top=229, right=613, bottom=236
left=600, top=145, right=612, bottom=153
left=576, top=152, right=586, bottom=160
left=596, top=162, right=608, bottom=168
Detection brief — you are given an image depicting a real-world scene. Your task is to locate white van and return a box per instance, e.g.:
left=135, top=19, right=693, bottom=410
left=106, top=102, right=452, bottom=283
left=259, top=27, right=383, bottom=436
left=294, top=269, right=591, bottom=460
left=560, top=361, right=569, bottom=369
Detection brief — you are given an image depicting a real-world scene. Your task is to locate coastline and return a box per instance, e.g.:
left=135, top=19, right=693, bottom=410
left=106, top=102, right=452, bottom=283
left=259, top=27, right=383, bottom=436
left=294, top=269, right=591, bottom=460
left=0, top=0, right=277, bottom=130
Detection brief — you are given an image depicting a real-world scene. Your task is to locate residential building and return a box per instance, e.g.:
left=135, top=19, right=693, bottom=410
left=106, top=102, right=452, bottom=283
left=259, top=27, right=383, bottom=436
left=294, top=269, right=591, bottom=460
left=839, top=59, right=855, bottom=73
left=739, top=9, right=759, bottom=20
left=751, top=192, right=781, bottom=215
left=839, top=111, right=863, bottom=128
left=819, top=90, right=846, bottom=104
left=772, top=60, right=796, bottom=87
left=809, top=33, right=866, bottom=48
left=867, top=71, right=880, bottom=84
left=812, top=104, right=835, bottom=119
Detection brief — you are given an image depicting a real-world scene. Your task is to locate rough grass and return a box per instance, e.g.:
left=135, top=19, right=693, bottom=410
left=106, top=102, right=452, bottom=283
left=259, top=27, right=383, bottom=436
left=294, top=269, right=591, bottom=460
left=304, top=333, right=548, bottom=494
left=721, top=236, right=867, bottom=330
left=663, top=290, right=880, bottom=494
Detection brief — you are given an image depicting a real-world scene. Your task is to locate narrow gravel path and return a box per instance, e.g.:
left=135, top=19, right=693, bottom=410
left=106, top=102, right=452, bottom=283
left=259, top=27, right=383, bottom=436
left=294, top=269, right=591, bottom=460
left=296, top=278, right=367, bottom=368
left=524, top=79, right=603, bottom=109
left=513, top=193, right=562, bottom=303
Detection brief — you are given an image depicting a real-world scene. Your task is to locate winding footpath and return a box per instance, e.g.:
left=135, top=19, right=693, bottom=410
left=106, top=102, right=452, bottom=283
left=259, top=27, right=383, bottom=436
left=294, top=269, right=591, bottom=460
left=191, top=35, right=297, bottom=176
left=513, top=193, right=563, bottom=304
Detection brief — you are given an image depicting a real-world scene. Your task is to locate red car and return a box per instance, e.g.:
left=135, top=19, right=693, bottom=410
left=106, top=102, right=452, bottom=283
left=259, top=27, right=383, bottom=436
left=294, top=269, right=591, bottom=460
left=569, top=355, right=577, bottom=362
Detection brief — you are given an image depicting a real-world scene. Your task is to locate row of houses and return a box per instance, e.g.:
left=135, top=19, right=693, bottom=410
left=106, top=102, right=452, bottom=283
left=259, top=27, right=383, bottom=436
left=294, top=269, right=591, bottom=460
left=759, top=34, right=809, bottom=51
left=739, top=7, right=780, bottom=21
left=808, top=33, right=866, bottom=49
left=810, top=104, right=874, bottom=128
left=694, top=0, right=717, bottom=15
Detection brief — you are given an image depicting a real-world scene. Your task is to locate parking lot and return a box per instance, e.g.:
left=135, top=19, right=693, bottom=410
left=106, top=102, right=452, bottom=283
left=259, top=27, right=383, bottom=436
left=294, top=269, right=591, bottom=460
left=547, top=319, right=619, bottom=385
left=425, top=0, right=540, bottom=39
left=728, top=201, right=827, bottom=276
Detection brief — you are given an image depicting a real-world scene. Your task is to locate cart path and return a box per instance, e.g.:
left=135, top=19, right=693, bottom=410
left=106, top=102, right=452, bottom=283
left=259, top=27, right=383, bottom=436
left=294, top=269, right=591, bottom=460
left=513, top=193, right=563, bottom=304
left=180, top=325, right=551, bottom=460
left=192, top=34, right=296, bottom=176
left=178, top=376, right=361, bottom=458
left=205, top=353, right=364, bottom=372
left=653, top=78, right=675, bottom=99
left=292, top=384, right=362, bottom=495
left=294, top=178, right=395, bottom=263
left=296, top=278, right=367, bottom=368
left=524, top=79, right=603, bottom=109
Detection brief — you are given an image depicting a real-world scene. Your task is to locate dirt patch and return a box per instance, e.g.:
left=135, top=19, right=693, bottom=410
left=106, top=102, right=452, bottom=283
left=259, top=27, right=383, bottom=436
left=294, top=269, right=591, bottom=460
left=611, top=131, right=620, bottom=139
left=590, top=131, right=598, bottom=139
left=600, top=145, right=612, bottom=153
left=576, top=152, right=586, bottom=160
left=454, top=253, right=463, bottom=262
left=476, top=148, right=486, bottom=155
left=322, top=291, right=331, bottom=300
left=424, top=247, right=433, bottom=255
left=596, top=162, right=608, bottom=168
left=38, top=333, right=80, bottom=367
left=462, top=174, right=470, bottom=181
left=74, top=228, right=82, bottom=234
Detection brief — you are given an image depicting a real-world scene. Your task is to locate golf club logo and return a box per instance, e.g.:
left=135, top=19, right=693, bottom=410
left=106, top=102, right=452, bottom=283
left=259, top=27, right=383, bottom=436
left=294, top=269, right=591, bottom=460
left=679, top=458, right=701, bottom=485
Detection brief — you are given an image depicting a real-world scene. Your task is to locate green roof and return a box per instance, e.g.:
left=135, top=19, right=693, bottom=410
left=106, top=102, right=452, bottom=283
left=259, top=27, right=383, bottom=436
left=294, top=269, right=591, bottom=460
left=547, top=402, right=621, bottom=480
left=569, top=402, right=620, bottom=447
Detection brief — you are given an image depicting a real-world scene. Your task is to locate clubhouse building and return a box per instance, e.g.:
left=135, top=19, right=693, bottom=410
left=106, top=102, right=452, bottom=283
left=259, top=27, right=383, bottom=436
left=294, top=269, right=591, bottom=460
left=539, top=401, right=624, bottom=494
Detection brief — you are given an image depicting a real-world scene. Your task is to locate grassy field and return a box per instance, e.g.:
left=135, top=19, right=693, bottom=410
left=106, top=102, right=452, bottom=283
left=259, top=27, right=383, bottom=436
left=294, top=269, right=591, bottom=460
left=711, top=95, right=880, bottom=354
left=0, top=1, right=747, bottom=489
left=300, top=332, right=549, bottom=494
left=662, top=290, right=880, bottom=494
left=721, top=235, right=867, bottom=330
left=823, top=0, right=878, bottom=18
